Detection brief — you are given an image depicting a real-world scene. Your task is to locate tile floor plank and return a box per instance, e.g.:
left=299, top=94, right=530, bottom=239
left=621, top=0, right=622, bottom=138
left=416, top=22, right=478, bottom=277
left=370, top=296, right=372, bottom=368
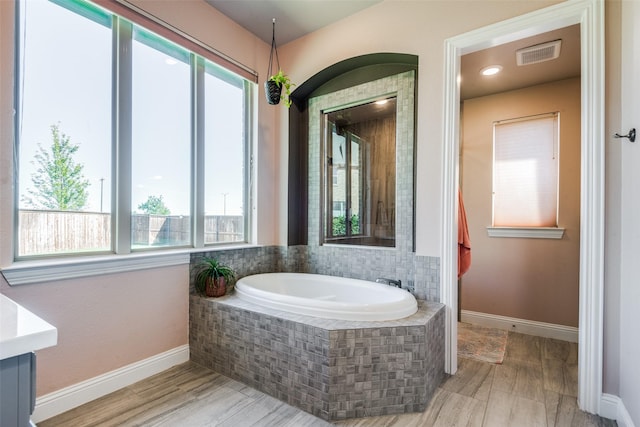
left=553, top=394, right=619, bottom=427
left=483, top=389, right=546, bottom=427
left=440, top=357, right=495, bottom=401
left=544, top=389, right=562, bottom=427
left=543, top=338, right=573, bottom=362
left=38, top=330, right=617, bottom=427
left=504, top=333, right=543, bottom=365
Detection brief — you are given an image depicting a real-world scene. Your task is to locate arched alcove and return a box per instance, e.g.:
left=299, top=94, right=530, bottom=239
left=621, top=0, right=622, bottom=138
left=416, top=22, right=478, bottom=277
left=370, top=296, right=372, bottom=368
left=287, top=53, right=418, bottom=245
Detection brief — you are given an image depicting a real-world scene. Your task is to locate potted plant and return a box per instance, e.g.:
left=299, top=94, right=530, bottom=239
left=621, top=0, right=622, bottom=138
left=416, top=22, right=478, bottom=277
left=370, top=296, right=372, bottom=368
left=193, top=257, right=236, bottom=297
left=265, top=69, right=294, bottom=107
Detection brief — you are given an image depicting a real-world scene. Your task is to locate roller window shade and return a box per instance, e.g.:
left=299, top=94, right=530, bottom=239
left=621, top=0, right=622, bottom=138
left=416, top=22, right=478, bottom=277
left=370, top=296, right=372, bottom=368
left=493, top=113, right=559, bottom=227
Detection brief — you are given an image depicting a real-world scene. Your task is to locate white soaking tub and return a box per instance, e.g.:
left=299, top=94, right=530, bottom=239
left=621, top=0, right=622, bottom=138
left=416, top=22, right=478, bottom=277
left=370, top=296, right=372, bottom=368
left=235, top=272, right=418, bottom=321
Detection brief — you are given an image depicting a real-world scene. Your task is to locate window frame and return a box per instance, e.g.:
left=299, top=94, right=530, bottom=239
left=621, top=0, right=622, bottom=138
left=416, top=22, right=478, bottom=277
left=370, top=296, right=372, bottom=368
left=5, top=0, right=255, bottom=284
left=325, top=121, right=364, bottom=239
left=488, top=112, right=564, bottom=239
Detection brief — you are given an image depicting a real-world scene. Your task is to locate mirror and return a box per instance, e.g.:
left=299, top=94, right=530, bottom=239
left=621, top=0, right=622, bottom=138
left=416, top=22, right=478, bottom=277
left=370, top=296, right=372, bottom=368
left=322, top=98, right=397, bottom=247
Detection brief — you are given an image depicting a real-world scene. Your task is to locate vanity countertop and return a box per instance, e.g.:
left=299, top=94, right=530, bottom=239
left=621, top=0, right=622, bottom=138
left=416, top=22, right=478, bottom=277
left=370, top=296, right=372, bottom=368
left=0, top=294, right=57, bottom=360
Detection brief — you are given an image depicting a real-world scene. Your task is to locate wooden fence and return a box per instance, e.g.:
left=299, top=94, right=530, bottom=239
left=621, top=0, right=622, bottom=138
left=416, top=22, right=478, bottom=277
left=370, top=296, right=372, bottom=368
left=18, top=210, right=244, bottom=256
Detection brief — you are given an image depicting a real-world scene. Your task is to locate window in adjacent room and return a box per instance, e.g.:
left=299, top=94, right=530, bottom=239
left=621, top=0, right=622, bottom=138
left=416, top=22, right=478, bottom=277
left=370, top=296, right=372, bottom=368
left=492, top=112, right=559, bottom=228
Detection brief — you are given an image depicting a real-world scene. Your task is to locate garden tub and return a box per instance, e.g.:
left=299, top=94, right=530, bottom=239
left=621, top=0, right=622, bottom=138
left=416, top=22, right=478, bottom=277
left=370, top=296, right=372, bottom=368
left=235, top=272, right=418, bottom=321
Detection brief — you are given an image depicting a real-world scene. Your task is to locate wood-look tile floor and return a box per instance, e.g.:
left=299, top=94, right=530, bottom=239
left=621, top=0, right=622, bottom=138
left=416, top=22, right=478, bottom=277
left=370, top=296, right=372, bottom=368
left=39, top=331, right=617, bottom=427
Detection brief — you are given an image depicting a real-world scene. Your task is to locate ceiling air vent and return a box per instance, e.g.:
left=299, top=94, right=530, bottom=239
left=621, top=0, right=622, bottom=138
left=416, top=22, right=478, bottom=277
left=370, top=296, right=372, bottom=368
left=516, top=39, right=562, bottom=66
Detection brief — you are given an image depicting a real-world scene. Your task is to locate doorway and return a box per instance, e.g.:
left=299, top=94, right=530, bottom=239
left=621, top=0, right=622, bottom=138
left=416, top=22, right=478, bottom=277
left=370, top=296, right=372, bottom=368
left=440, top=0, right=604, bottom=414
left=458, top=26, right=581, bottom=334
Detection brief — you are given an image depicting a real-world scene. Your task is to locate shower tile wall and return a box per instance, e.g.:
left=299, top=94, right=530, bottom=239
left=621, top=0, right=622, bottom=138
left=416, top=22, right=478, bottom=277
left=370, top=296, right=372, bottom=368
left=307, top=72, right=416, bottom=254
left=293, top=71, right=438, bottom=301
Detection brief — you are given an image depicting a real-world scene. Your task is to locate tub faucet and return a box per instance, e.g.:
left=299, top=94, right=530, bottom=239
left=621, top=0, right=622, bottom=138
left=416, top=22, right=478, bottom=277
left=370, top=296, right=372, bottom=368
left=376, top=278, right=402, bottom=288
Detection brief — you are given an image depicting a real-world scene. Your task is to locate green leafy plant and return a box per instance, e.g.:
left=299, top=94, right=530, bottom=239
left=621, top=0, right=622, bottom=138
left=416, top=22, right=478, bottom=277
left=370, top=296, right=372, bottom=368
left=192, top=257, right=236, bottom=297
left=269, top=69, right=295, bottom=108
left=332, top=214, right=360, bottom=236
left=138, top=195, right=171, bottom=215
left=23, top=123, right=90, bottom=210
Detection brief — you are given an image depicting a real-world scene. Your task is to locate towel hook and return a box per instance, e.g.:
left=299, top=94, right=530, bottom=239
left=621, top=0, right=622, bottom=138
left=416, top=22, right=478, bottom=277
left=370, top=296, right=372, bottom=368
left=614, top=128, right=636, bottom=142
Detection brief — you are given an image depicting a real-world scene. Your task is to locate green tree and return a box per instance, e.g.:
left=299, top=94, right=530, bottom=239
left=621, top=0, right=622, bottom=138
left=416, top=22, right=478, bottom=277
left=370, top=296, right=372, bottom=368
left=332, top=214, right=360, bottom=236
left=24, top=124, right=89, bottom=210
left=138, top=195, right=171, bottom=215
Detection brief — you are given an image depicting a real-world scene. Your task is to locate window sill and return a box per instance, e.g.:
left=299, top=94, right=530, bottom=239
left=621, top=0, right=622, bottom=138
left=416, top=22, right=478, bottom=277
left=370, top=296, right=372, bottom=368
left=1, top=243, right=259, bottom=286
left=486, top=227, right=565, bottom=239
left=1, top=251, right=191, bottom=286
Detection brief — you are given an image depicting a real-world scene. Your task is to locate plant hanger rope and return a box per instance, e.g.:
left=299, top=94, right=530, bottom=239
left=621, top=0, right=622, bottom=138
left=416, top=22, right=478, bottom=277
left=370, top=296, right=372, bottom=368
left=267, top=18, right=280, bottom=77
left=264, top=18, right=293, bottom=107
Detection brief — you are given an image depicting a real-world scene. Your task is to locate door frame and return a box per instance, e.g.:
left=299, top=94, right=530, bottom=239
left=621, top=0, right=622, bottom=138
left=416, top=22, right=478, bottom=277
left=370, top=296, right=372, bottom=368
left=440, top=0, right=604, bottom=414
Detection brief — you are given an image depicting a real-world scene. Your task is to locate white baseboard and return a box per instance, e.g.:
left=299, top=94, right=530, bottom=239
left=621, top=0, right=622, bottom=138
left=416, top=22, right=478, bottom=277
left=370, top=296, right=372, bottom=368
left=460, top=310, right=579, bottom=343
left=32, top=345, right=189, bottom=423
left=599, top=393, right=620, bottom=420
left=600, top=394, right=636, bottom=427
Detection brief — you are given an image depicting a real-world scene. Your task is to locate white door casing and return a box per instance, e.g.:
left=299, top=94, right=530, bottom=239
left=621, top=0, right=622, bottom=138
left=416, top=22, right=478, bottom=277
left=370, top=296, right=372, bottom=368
left=618, top=0, right=640, bottom=423
left=441, top=0, right=604, bottom=414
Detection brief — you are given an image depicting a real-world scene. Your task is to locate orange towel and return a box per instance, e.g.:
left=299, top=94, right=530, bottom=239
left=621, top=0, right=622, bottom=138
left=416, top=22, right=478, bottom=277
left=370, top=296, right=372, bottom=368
left=458, top=189, right=471, bottom=278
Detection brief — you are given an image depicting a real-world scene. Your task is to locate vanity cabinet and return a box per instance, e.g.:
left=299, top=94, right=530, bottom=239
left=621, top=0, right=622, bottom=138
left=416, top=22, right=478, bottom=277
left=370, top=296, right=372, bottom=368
left=1, top=294, right=57, bottom=427
left=1, top=352, right=36, bottom=427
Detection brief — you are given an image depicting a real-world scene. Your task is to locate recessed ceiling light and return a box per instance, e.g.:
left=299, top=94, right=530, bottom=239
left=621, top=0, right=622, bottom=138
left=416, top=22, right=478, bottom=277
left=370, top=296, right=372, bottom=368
left=375, top=99, right=389, bottom=105
left=480, top=65, right=502, bottom=76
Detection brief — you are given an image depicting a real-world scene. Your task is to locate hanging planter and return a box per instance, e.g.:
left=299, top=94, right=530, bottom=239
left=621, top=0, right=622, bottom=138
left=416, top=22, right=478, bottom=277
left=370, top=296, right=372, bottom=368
left=265, top=19, right=294, bottom=107
left=265, top=79, right=282, bottom=105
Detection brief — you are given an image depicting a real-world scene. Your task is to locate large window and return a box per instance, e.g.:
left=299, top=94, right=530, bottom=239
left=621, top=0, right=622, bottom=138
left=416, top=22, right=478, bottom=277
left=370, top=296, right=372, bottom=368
left=131, top=28, right=192, bottom=248
left=15, top=0, right=252, bottom=258
left=492, top=113, right=559, bottom=227
left=203, top=63, right=247, bottom=244
left=17, top=0, right=112, bottom=256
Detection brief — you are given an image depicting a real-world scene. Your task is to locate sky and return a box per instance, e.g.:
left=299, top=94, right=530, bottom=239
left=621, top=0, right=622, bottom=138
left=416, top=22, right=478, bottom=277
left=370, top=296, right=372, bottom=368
left=18, top=0, right=245, bottom=217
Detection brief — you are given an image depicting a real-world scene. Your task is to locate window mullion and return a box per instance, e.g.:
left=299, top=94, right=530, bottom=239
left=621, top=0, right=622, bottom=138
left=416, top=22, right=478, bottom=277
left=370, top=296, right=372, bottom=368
left=192, top=55, right=205, bottom=248
left=13, top=0, right=22, bottom=261
left=113, top=16, right=133, bottom=254
left=244, top=80, right=254, bottom=244
left=345, top=133, right=352, bottom=237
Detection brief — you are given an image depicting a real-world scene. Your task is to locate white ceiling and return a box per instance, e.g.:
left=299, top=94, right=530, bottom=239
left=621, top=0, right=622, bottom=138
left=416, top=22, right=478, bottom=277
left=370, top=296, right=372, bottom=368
left=203, top=2, right=580, bottom=99
left=205, top=0, right=383, bottom=45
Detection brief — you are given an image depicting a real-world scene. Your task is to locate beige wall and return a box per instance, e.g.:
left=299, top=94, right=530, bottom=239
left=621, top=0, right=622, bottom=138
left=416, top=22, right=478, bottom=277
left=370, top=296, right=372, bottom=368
left=460, top=78, right=581, bottom=327
left=0, top=267, right=188, bottom=395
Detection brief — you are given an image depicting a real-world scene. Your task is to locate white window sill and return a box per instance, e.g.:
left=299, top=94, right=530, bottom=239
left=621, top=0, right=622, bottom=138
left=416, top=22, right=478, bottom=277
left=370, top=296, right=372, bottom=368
left=1, top=243, right=259, bottom=286
left=486, top=226, right=565, bottom=239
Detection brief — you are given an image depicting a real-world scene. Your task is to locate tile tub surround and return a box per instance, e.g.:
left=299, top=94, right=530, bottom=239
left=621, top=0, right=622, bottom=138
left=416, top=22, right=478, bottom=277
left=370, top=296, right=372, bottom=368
left=190, top=295, right=445, bottom=421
